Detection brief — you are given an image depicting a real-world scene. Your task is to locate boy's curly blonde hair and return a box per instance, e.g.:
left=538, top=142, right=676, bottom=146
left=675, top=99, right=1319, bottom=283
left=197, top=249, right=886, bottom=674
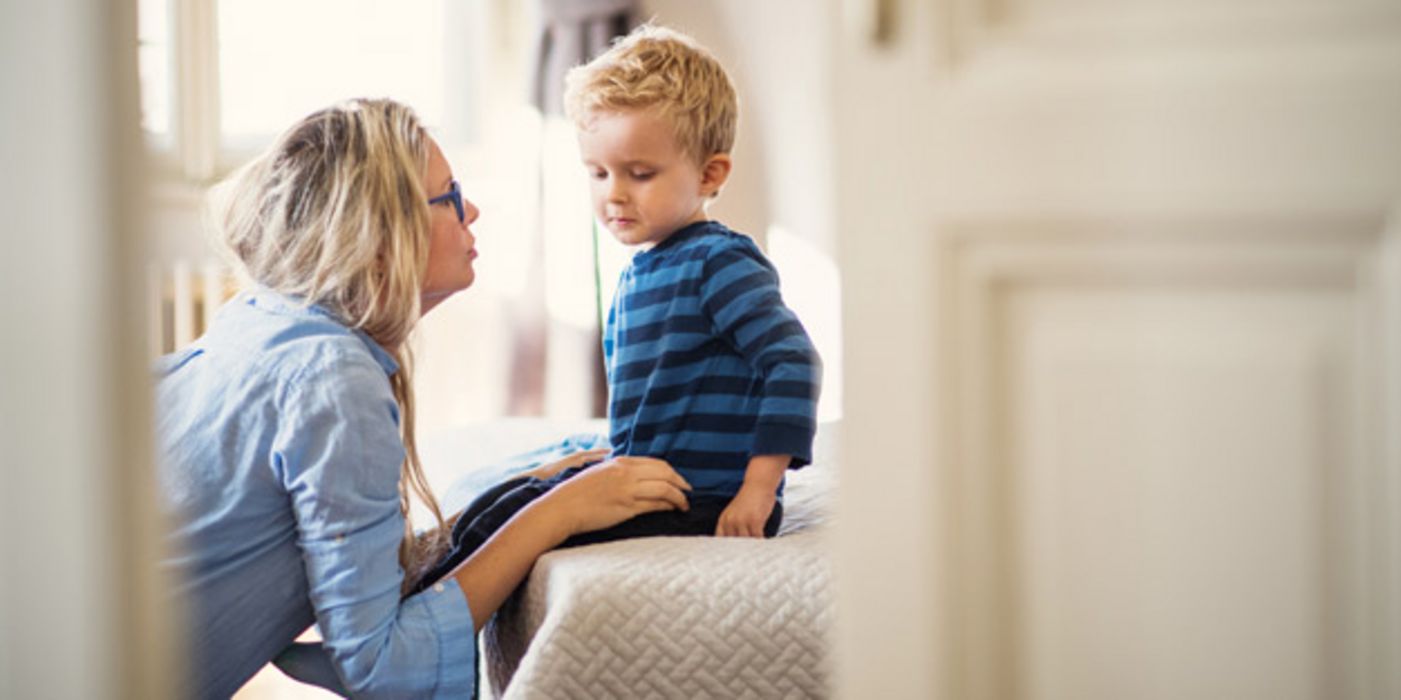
left=564, top=24, right=737, bottom=164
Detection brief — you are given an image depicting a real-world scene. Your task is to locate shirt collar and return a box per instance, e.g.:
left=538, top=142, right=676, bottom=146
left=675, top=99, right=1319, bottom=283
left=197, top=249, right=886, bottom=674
left=351, top=329, right=400, bottom=376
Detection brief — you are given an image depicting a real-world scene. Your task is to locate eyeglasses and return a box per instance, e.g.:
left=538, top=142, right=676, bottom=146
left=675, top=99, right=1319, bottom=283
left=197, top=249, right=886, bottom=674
left=428, top=180, right=465, bottom=223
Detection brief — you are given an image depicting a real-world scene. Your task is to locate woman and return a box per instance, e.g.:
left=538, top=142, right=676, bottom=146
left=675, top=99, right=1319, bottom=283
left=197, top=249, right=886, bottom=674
left=155, top=98, right=691, bottom=698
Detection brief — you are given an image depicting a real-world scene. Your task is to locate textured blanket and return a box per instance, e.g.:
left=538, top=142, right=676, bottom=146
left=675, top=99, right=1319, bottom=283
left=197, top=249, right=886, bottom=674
left=425, top=422, right=835, bottom=699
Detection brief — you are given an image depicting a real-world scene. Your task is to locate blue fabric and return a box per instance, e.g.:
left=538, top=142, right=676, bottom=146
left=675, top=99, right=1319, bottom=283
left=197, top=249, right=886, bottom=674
left=438, top=433, right=609, bottom=515
left=278, top=433, right=615, bottom=695
left=605, top=221, right=822, bottom=496
left=154, top=290, right=476, bottom=699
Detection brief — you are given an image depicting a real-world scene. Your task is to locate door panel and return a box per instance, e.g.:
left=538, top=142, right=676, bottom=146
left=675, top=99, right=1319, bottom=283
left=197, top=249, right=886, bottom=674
left=1010, top=288, right=1343, bottom=700
left=833, top=0, right=1401, bottom=683
left=928, top=219, right=1395, bottom=699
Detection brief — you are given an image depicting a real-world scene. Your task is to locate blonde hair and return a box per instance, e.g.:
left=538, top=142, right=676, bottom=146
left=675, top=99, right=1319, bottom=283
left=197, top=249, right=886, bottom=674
left=564, top=24, right=737, bottom=163
left=209, top=98, right=447, bottom=591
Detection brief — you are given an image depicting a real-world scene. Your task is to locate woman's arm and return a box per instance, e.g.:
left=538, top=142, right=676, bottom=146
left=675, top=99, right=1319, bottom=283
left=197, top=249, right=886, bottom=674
left=450, top=496, right=570, bottom=631
left=279, top=354, right=479, bottom=696
left=453, top=455, right=690, bottom=629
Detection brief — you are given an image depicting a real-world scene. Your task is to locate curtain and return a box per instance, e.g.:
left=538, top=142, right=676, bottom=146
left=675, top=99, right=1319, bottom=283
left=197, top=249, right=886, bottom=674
left=530, top=0, right=637, bottom=116
left=508, top=0, right=637, bottom=417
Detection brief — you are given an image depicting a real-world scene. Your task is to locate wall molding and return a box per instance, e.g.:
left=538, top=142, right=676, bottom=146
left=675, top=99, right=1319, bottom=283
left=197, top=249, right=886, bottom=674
left=940, top=0, right=1401, bottom=68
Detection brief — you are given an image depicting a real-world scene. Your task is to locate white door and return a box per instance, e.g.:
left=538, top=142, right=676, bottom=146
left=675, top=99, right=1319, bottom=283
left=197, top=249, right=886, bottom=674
left=833, top=2, right=1401, bottom=699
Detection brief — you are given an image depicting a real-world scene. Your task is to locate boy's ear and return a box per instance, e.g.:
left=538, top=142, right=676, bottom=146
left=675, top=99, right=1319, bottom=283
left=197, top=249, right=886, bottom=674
left=699, top=153, right=733, bottom=198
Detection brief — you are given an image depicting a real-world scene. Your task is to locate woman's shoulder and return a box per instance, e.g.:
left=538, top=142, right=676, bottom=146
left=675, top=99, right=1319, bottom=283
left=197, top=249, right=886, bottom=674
left=203, top=291, right=395, bottom=393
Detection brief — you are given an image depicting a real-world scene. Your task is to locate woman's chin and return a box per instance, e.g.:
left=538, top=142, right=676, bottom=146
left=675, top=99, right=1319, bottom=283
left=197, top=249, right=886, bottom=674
left=420, top=281, right=472, bottom=313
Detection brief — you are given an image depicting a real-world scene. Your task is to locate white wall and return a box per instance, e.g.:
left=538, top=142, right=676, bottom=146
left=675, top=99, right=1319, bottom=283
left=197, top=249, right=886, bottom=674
left=0, top=0, right=172, bottom=697
left=826, top=3, right=948, bottom=696
left=640, top=1, right=846, bottom=421
left=829, top=0, right=1401, bottom=698
left=640, top=0, right=840, bottom=255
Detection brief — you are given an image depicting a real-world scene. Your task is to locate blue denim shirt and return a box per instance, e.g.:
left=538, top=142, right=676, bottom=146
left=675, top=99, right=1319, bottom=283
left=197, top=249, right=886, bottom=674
left=155, top=290, right=475, bottom=698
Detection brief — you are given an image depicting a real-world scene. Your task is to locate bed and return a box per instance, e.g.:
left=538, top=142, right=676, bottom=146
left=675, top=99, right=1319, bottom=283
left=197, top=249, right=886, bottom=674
left=419, top=418, right=837, bottom=699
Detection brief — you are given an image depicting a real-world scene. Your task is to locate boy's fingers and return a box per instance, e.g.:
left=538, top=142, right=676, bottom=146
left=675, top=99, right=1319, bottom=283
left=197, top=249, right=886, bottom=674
left=724, top=515, right=759, bottom=538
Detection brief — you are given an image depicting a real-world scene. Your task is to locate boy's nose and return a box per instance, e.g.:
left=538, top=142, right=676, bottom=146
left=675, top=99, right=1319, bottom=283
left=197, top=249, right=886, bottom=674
left=607, top=181, right=628, bottom=204
left=463, top=197, right=480, bottom=226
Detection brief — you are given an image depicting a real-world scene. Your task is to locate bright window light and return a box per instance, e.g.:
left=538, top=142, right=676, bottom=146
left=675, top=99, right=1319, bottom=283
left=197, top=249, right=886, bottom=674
left=137, top=0, right=170, bottom=136
left=218, top=0, right=447, bottom=144
left=768, top=224, right=844, bottom=422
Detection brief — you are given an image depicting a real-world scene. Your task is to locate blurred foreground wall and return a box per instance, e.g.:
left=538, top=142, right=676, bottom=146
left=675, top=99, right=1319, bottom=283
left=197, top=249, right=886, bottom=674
left=832, top=1, right=1401, bottom=699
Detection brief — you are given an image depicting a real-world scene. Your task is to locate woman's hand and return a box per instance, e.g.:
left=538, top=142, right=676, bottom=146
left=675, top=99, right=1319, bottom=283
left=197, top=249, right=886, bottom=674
left=519, top=447, right=612, bottom=481
left=451, top=455, right=689, bottom=630
left=543, top=456, right=692, bottom=535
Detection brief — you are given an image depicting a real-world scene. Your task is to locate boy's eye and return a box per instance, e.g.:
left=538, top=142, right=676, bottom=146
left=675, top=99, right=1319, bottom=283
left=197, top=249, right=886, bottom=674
left=631, top=171, right=655, bottom=180
left=589, top=168, right=607, bottom=180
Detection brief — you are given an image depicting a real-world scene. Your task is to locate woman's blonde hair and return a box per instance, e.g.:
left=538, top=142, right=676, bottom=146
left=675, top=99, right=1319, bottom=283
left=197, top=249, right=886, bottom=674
left=209, top=98, right=446, bottom=591
left=563, top=24, right=737, bottom=163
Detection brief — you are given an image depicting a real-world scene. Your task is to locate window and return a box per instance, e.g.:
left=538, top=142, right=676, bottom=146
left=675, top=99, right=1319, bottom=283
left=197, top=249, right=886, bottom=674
left=137, top=0, right=171, bottom=140
left=138, top=0, right=478, bottom=182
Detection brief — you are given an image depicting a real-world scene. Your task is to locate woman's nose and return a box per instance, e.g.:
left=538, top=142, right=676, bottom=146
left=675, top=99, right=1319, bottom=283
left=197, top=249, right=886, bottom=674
left=462, top=197, right=480, bottom=226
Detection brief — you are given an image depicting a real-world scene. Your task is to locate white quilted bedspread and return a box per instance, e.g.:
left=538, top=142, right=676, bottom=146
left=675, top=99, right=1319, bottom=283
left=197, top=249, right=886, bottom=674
left=465, top=428, right=829, bottom=697
left=420, top=419, right=836, bottom=699
left=484, top=527, right=832, bottom=699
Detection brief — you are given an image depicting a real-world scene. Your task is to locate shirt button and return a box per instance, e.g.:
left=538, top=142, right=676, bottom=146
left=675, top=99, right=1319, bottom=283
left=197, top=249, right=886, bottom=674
left=335, top=534, right=345, bottom=543
left=433, top=583, right=445, bottom=593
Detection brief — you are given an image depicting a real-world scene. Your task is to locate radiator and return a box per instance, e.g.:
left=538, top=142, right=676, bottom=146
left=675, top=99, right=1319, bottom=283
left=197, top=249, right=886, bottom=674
left=148, top=260, right=234, bottom=358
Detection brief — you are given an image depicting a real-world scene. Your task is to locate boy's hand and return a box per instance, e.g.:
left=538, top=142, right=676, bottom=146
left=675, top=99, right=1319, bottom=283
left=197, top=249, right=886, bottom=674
left=715, top=483, right=776, bottom=538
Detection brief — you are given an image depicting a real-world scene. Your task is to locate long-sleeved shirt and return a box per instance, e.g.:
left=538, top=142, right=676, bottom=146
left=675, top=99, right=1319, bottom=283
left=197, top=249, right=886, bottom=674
left=154, top=290, right=475, bottom=699
left=604, top=220, right=822, bottom=497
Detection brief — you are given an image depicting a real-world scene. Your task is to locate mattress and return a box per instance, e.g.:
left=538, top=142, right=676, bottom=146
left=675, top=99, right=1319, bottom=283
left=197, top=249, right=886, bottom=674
left=421, top=419, right=836, bottom=699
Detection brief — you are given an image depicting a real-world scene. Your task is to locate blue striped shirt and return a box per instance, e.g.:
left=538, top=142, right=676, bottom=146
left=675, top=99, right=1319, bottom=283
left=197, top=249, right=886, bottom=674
left=604, top=221, right=822, bottom=497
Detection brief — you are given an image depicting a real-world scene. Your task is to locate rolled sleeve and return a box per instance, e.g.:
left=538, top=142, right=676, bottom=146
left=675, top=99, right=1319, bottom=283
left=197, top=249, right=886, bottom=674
left=275, top=350, right=477, bottom=698
left=274, top=580, right=475, bottom=699
left=413, top=578, right=477, bottom=695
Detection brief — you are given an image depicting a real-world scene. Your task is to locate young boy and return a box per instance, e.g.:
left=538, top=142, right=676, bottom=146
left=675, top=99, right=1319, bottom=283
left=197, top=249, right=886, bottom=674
left=407, top=25, right=820, bottom=596
left=564, top=24, right=822, bottom=539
